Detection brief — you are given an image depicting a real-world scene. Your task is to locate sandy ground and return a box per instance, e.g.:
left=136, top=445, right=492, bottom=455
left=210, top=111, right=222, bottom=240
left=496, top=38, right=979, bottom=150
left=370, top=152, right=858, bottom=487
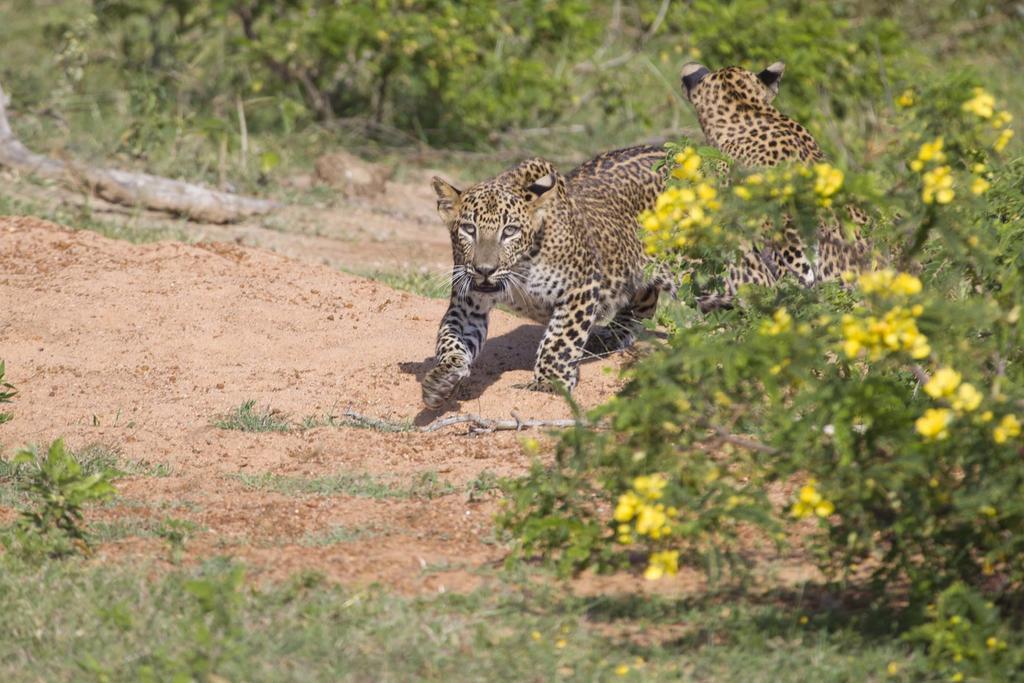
left=0, top=213, right=817, bottom=596
left=0, top=214, right=632, bottom=593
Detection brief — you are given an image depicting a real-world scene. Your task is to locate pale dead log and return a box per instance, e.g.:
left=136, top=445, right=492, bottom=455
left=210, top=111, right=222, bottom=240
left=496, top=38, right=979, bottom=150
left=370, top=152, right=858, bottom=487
left=0, top=81, right=279, bottom=224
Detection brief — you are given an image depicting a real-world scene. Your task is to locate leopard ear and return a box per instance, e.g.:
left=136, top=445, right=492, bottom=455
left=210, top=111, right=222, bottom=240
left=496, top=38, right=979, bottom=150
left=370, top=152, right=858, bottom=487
left=757, top=61, right=785, bottom=98
left=525, top=172, right=557, bottom=200
left=431, top=176, right=461, bottom=221
left=680, top=62, right=710, bottom=100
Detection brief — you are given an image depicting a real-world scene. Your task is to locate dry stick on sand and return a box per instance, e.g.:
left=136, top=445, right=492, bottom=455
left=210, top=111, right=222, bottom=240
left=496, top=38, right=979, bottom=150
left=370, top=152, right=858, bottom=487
left=0, top=81, right=279, bottom=224
left=342, top=409, right=580, bottom=435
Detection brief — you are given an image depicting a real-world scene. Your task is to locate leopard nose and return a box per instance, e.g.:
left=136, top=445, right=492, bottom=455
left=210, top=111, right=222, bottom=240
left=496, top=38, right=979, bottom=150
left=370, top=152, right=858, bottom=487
left=476, top=265, right=497, bottom=279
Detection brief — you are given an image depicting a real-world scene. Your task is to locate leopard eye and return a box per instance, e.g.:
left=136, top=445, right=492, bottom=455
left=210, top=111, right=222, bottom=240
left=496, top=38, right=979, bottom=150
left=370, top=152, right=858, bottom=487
left=460, top=223, right=477, bottom=238
left=501, top=224, right=521, bottom=240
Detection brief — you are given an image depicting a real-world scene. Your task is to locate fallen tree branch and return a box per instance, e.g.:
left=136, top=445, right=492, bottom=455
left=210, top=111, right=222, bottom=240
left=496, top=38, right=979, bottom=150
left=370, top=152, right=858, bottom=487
left=338, top=409, right=582, bottom=435
left=420, top=412, right=581, bottom=434
left=0, top=81, right=279, bottom=224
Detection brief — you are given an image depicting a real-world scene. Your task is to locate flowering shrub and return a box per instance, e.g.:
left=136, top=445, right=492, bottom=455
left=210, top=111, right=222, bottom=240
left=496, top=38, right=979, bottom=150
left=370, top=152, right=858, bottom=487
left=905, top=583, right=1023, bottom=682
left=499, top=77, right=1023, bottom=632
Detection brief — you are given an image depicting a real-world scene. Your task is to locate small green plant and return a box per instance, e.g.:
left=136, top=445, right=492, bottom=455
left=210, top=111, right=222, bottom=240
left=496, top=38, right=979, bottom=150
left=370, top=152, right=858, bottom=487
left=0, top=361, right=16, bottom=424
left=214, top=400, right=291, bottom=433
left=407, top=471, right=457, bottom=500
left=155, top=518, right=201, bottom=564
left=466, top=470, right=501, bottom=502
left=2, top=438, right=117, bottom=559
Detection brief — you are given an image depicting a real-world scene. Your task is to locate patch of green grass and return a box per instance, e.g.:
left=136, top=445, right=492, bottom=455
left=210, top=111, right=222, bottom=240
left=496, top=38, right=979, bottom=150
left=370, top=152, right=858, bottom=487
left=346, top=268, right=451, bottom=299
left=406, top=471, right=458, bottom=499
left=300, top=412, right=414, bottom=433
left=231, top=469, right=457, bottom=500
left=213, top=400, right=292, bottom=433
left=299, top=524, right=381, bottom=547
left=0, top=558, right=929, bottom=682
left=232, top=471, right=395, bottom=498
left=72, top=444, right=173, bottom=478
left=88, top=516, right=203, bottom=545
left=0, top=192, right=187, bottom=244
left=88, top=518, right=160, bottom=543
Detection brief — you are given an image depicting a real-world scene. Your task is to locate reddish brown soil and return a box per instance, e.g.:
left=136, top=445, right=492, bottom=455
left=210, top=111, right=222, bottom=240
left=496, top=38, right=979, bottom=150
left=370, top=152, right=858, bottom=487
left=0, top=215, right=615, bottom=592
left=0, top=215, right=817, bottom=595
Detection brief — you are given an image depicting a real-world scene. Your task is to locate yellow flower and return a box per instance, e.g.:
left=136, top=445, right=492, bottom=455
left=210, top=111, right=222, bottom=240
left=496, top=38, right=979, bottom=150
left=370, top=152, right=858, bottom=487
left=614, top=492, right=640, bottom=522
left=615, top=664, right=630, bottom=676
left=791, top=481, right=834, bottom=519
left=994, top=128, right=1014, bottom=152
left=992, top=110, right=1013, bottom=128
left=887, top=661, right=900, bottom=676
left=858, top=269, right=921, bottom=297
left=799, top=483, right=822, bottom=505
left=555, top=638, right=567, bottom=649
left=971, top=176, right=991, bottom=195
left=891, top=272, right=922, bottom=296
left=746, top=173, right=764, bottom=185
left=915, top=137, right=946, bottom=164
left=993, top=414, right=1021, bottom=443
left=951, top=383, right=982, bottom=412
left=672, top=147, right=703, bottom=181
left=635, top=504, right=670, bottom=538
left=633, top=474, right=667, bottom=500
left=916, top=408, right=953, bottom=441
left=760, top=307, right=793, bottom=336
left=531, top=630, right=542, bottom=641
left=924, top=368, right=962, bottom=399
left=922, top=165, right=954, bottom=205
left=986, top=636, right=999, bottom=650
left=734, top=186, right=752, bottom=200
left=644, top=550, right=679, bottom=580
left=813, top=163, right=844, bottom=202
left=962, top=87, right=995, bottom=119
left=896, top=89, right=914, bottom=108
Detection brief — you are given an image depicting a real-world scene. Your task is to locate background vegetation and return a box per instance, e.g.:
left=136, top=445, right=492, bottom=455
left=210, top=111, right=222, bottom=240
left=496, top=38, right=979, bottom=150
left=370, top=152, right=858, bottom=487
left=2, top=0, right=1023, bottom=681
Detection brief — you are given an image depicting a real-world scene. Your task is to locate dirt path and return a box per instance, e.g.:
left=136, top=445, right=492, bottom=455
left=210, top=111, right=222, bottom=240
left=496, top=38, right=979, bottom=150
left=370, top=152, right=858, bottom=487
left=0, top=215, right=638, bottom=592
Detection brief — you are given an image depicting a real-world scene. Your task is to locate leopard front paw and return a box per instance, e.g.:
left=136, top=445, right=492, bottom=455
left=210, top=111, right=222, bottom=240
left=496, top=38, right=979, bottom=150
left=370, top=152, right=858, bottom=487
left=422, top=359, right=471, bottom=409
left=515, top=374, right=574, bottom=395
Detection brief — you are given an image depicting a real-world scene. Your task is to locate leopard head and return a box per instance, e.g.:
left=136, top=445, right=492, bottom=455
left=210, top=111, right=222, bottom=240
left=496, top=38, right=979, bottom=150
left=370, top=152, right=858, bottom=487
left=432, top=157, right=564, bottom=296
left=680, top=61, right=786, bottom=113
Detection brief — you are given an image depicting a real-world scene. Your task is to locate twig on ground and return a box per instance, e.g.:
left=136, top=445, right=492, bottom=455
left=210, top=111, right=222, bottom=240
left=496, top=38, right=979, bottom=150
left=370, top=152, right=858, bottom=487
left=420, top=412, right=581, bottom=434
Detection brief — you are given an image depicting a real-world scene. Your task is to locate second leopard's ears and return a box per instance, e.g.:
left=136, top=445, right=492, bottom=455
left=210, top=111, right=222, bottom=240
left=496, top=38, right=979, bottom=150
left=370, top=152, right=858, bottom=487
left=756, top=61, right=785, bottom=98
left=431, top=176, right=461, bottom=221
left=680, top=62, right=710, bottom=100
